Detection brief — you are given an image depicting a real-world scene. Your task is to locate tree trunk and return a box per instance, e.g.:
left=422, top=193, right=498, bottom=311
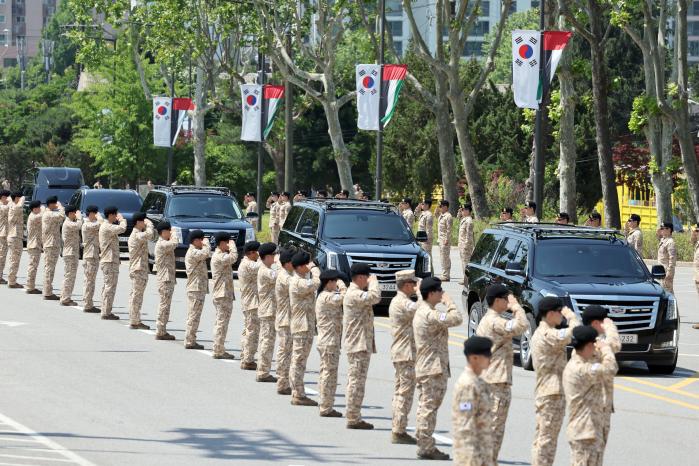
left=264, top=141, right=285, bottom=191
left=434, top=72, right=458, bottom=214
left=525, top=146, right=535, bottom=202
left=648, top=116, right=675, bottom=225
left=322, top=99, right=354, bottom=191
left=558, top=49, right=577, bottom=223
left=192, top=65, right=207, bottom=186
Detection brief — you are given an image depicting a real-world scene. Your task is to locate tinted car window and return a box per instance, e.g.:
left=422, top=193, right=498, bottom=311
left=534, top=242, right=646, bottom=279
left=493, top=237, right=522, bottom=270
left=471, top=233, right=503, bottom=267
left=296, top=209, right=320, bottom=235
left=165, top=195, right=242, bottom=219
left=283, top=206, right=304, bottom=231
left=323, top=211, right=412, bottom=241
left=84, top=191, right=142, bottom=212
left=512, top=242, right=528, bottom=269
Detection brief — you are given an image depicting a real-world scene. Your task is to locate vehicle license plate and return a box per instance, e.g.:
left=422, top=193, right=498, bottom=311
left=379, top=283, right=397, bottom=291
left=619, top=334, right=638, bottom=344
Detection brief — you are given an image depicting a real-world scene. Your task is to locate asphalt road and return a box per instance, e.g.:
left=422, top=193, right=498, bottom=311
left=0, top=247, right=698, bottom=466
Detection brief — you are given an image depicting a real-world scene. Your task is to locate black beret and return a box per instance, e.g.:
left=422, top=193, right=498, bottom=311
left=86, top=205, right=99, bottom=214
left=65, top=205, right=78, bottom=214
left=439, top=200, right=449, bottom=208
left=11, top=191, right=23, bottom=200
left=271, top=191, right=280, bottom=196
left=282, top=191, right=291, bottom=197
left=243, top=240, right=260, bottom=253
left=189, top=229, right=205, bottom=241
left=660, top=221, right=673, bottom=232
left=401, top=198, right=412, bottom=204
left=279, top=248, right=295, bottom=265
left=0, top=190, right=10, bottom=197
left=341, top=190, right=350, bottom=196
left=29, top=200, right=42, bottom=209
left=462, top=203, right=472, bottom=211
left=588, top=212, right=602, bottom=220
left=423, top=199, right=432, bottom=206
left=485, top=283, right=510, bottom=301
left=350, top=263, right=371, bottom=277
left=259, top=242, right=277, bottom=257
left=317, top=190, right=328, bottom=197
left=524, top=201, right=536, bottom=209
left=539, top=297, right=563, bottom=314
left=464, top=336, right=493, bottom=357
left=157, top=221, right=171, bottom=233
left=572, top=325, right=598, bottom=348
left=629, top=214, right=641, bottom=223
left=320, top=269, right=340, bottom=281
left=132, top=212, right=146, bottom=222
left=45, top=196, right=58, bottom=205
left=246, top=192, right=255, bottom=197
left=420, top=276, right=443, bottom=294
left=291, top=250, right=311, bottom=267
left=103, top=206, right=118, bottom=216
left=502, top=207, right=513, bottom=215
left=215, top=232, right=231, bottom=244
left=582, top=305, right=608, bottom=325
left=557, top=212, right=570, bottom=220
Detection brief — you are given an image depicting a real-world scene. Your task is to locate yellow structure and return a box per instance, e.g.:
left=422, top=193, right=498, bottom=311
left=594, top=184, right=669, bottom=226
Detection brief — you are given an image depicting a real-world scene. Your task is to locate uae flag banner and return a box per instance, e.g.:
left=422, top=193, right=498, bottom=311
left=240, top=84, right=285, bottom=142
left=356, top=64, right=407, bottom=130
left=380, top=64, right=407, bottom=127
left=153, top=97, right=195, bottom=147
left=512, top=30, right=541, bottom=109
left=263, top=85, right=285, bottom=139
left=539, top=31, right=572, bottom=100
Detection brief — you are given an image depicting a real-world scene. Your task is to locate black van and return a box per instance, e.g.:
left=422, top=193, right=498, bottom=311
left=22, top=167, right=85, bottom=206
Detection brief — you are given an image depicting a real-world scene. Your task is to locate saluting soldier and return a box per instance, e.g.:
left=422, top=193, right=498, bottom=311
left=25, top=200, right=44, bottom=295
left=555, top=212, right=570, bottom=225
left=530, top=297, right=580, bottom=466
left=400, top=198, right=415, bottom=228
left=99, top=206, right=127, bottom=319
left=625, top=214, right=643, bottom=253
left=585, top=212, right=602, bottom=227
left=437, top=200, right=453, bottom=282
left=0, top=190, right=10, bottom=284
left=315, top=268, right=347, bottom=417
left=476, top=284, right=528, bottom=463
left=59, top=206, right=82, bottom=306
left=413, top=277, right=462, bottom=460
left=256, top=242, right=279, bottom=382
left=288, top=250, right=321, bottom=406
left=499, top=207, right=514, bottom=223
left=127, top=212, right=155, bottom=329
left=417, top=199, right=434, bottom=257
left=81, top=205, right=102, bottom=312
left=388, top=269, right=419, bottom=444
left=245, top=192, right=259, bottom=230
left=239, top=241, right=261, bottom=370
left=184, top=230, right=210, bottom=349
left=522, top=201, right=539, bottom=223
left=268, top=192, right=281, bottom=243
left=657, top=222, right=676, bottom=293
left=41, top=196, right=65, bottom=300
left=210, top=232, right=238, bottom=359
left=275, top=248, right=296, bottom=395
left=458, top=204, right=475, bottom=285
left=563, top=326, right=618, bottom=465
left=154, top=221, right=178, bottom=340
left=6, top=192, right=26, bottom=289
left=451, top=336, right=494, bottom=466
left=278, top=192, right=292, bottom=228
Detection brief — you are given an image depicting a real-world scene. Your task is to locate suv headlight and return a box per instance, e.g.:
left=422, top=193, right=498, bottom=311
left=421, top=253, right=431, bottom=274
left=539, top=289, right=559, bottom=298
left=326, top=251, right=338, bottom=270
left=245, top=227, right=255, bottom=242
left=171, top=226, right=184, bottom=244
left=666, top=294, right=678, bottom=320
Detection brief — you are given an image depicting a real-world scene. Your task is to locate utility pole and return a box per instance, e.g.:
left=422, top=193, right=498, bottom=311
left=284, top=34, right=294, bottom=194
left=257, top=50, right=265, bottom=233
left=374, top=0, right=386, bottom=201
left=533, top=0, right=546, bottom=219
left=42, top=39, right=54, bottom=84
left=17, top=37, right=26, bottom=91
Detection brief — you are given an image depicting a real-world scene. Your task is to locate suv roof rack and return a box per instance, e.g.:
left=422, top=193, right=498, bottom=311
left=302, top=199, right=398, bottom=212
left=493, top=222, right=624, bottom=240
left=154, top=185, right=231, bottom=196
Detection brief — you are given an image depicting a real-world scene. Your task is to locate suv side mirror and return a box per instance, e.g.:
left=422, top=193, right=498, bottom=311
left=300, top=225, right=315, bottom=238
left=415, top=230, right=428, bottom=242
left=505, top=261, right=525, bottom=276
left=651, top=264, right=666, bottom=279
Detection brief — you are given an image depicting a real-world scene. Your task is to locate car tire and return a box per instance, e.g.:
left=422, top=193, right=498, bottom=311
left=519, top=313, right=536, bottom=371
left=467, top=301, right=485, bottom=338
left=647, top=353, right=677, bottom=375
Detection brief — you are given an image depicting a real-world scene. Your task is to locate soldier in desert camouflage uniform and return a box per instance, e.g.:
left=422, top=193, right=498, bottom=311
left=0, top=190, right=10, bottom=284
left=154, top=221, right=178, bottom=339
left=657, top=222, right=677, bottom=293
left=184, top=229, right=210, bottom=348
left=99, top=206, right=127, bottom=319
left=238, top=241, right=261, bottom=370
left=210, top=232, right=238, bottom=358
left=256, top=242, right=279, bottom=382
left=59, top=206, right=82, bottom=306
left=80, top=206, right=102, bottom=312
left=458, top=204, right=475, bottom=285
left=25, top=200, right=44, bottom=294
left=6, top=192, right=25, bottom=289
left=436, top=200, right=453, bottom=281
left=274, top=248, right=295, bottom=395
left=41, top=196, right=65, bottom=300
left=127, top=212, right=155, bottom=329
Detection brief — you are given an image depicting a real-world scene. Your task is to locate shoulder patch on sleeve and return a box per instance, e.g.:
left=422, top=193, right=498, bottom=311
left=333, top=293, right=342, bottom=302
left=505, top=320, right=515, bottom=331
left=270, top=270, right=277, bottom=279
left=407, top=301, right=418, bottom=311
left=591, top=363, right=601, bottom=373
left=558, top=329, right=567, bottom=340
left=439, top=312, right=447, bottom=322
left=459, top=401, right=472, bottom=412
left=361, top=291, right=368, bottom=300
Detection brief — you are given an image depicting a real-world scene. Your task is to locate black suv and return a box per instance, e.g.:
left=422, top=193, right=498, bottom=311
left=278, top=199, right=432, bottom=306
left=141, top=186, right=255, bottom=269
left=462, top=223, right=679, bottom=374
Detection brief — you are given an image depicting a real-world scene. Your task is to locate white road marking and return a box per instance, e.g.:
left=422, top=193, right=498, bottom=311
left=305, top=387, right=319, bottom=396
left=137, top=329, right=156, bottom=336
left=0, top=413, right=96, bottom=466
left=197, top=349, right=213, bottom=357
left=407, top=426, right=453, bottom=445
left=71, top=306, right=83, bottom=312
left=679, top=353, right=699, bottom=357
left=0, top=321, right=25, bottom=328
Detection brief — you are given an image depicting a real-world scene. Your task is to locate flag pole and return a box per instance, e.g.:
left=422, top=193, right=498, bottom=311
left=533, top=0, right=546, bottom=219
left=374, top=0, right=386, bottom=201
left=167, top=57, right=175, bottom=185
left=257, top=49, right=265, bottom=233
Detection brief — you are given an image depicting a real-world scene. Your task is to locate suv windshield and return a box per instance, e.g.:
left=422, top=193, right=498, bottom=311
left=534, top=241, right=647, bottom=279
left=85, top=192, right=142, bottom=212
left=166, top=195, right=243, bottom=219
left=323, top=211, right=412, bottom=241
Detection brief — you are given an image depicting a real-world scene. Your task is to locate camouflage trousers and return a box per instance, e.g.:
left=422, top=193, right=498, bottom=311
left=257, top=317, right=276, bottom=377
left=569, top=439, right=601, bottom=466
left=318, top=345, right=340, bottom=415
left=26, top=249, right=41, bottom=290
left=7, top=237, right=23, bottom=285
left=346, top=350, right=371, bottom=423
left=415, top=373, right=448, bottom=455
left=290, top=332, right=313, bottom=398
left=392, top=360, right=416, bottom=434
left=43, top=246, right=60, bottom=297
left=600, top=406, right=612, bottom=465
left=439, top=243, right=451, bottom=280
left=270, top=226, right=280, bottom=244
left=82, top=258, right=99, bottom=309
left=60, top=255, right=79, bottom=303
left=419, top=240, right=433, bottom=259
left=661, top=268, right=675, bottom=294
left=459, top=246, right=473, bottom=283
left=212, top=297, right=233, bottom=356
left=240, top=308, right=260, bottom=364
left=275, top=326, right=292, bottom=391
left=100, top=262, right=120, bottom=316
left=156, top=280, right=175, bottom=336
left=531, top=395, right=565, bottom=466
left=185, top=291, right=206, bottom=346
left=0, top=237, right=7, bottom=280
left=489, top=383, right=512, bottom=462
left=129, top=270, right=148, bottom=325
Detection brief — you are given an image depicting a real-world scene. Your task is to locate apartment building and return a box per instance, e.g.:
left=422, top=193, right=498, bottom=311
left=0, top=0, right=58, bottom=68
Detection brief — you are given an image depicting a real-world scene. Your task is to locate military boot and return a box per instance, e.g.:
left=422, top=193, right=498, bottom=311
left=391, top=432, right=417, bottom=444
left=347, top=420, right=374, bottom=430
left=320, top=409, right=342, bottom=418
left=291, top=396, right=318, bottom=406
left=417, top=448, right=450, bottom=460
left=101, top=314, right=120, bottom=320
left=213, top=352, right=235, bottom=360
left=256, top=374, right=277, bottom=383
left=240, top=361, right=257, bottom=370
left=156, top=333, right=176, bottom=341
left=83, top=307, right=101, bottom=313
left=185, top=343, right=204, bottom=350
left=130, top=323, right=151, bottom=330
